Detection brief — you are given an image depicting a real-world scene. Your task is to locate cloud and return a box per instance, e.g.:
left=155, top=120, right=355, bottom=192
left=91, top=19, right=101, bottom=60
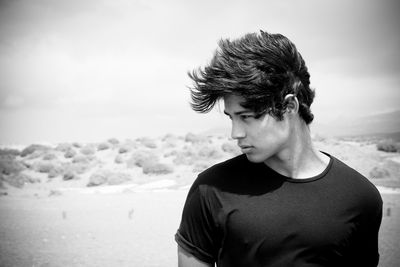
left=2, top=95, right=25, bottom=109
left=0, top=0, right=399, bottom=144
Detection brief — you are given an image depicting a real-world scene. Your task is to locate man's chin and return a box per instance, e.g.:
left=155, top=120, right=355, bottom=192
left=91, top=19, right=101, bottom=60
left=244, top=152, right=265, bottom=163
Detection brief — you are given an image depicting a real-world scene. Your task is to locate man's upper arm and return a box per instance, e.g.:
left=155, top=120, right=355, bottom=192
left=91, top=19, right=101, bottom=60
left=178, top=245, right=214, bottom=267
left=176, top=180, right=219, bottom=264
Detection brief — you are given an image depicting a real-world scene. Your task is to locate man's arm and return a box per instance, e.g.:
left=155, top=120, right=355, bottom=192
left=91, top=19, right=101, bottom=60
left=178, top=246, right=214, bottom=267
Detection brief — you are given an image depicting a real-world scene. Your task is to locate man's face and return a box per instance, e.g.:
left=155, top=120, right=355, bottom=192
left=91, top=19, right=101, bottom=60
left=223, top=94, right=291, bottom=164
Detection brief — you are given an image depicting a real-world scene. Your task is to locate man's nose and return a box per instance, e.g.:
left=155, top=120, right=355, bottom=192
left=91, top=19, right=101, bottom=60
left=231, top=121, right=246, bottom=139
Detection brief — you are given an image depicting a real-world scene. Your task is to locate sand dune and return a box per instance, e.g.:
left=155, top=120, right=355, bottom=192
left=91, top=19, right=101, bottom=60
left=0, top=133, right=399, bottom=266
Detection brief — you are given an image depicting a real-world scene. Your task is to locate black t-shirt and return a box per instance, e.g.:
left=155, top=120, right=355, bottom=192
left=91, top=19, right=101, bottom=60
left=175, top=153, right=383, bottom=266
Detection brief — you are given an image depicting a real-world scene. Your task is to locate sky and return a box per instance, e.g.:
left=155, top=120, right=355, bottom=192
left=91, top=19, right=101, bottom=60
left=0, top=0, right=399, bottom=145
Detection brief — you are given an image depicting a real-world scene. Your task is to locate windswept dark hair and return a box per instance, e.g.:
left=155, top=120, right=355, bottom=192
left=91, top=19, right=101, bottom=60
left=188, top=31, right=315, bottom=124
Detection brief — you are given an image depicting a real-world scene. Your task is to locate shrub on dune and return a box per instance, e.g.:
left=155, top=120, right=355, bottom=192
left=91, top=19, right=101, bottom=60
left=0, top=148, right=21, bottom=157
left=192, top=162, right=211, bottom=173
left=55, top=143, right=73, bottom=152
left=20, top=144, right=50, bottom=157
left=118, top=139, right=137, bottom=154
left=137, top=137, right=158, bottom=149
left=127, top=150, right=159, bottom=168
left=72, top=142, right=82, bottom=148
left=108, top=172, right=131, bottom=185
left=376, top=140, right=400, bottom=153
left=369, top=160, right=400, bottom=181
left=198, top=146, right=223, bottom=159
left=221, top=142, right=241, bottom=156
left=107, top=138, right=120, bottom=145
left=142, top=162, right=174, bottom=175
left=21, top=161, right=31, bottom=169
left=63, top=171, right=79, bottom=181
left=87, top=170, right=132, bottom=186
left=4, top=173, right=26, bottom=188
left=3, top=173, right=39, bottom=188
left=63, top=162, right=90, bottom=175
left=162, top=134, right=180, bottom=148
left=26, top=151, right=45, bottom=160
left=164, top=149, right=178, bottom=158
left=64, top=149, right=77, bottom=158
left=0, top=156, right=25, bottom=175
left=80, top=145, right=96, bottom=155
left=72, top=155, right=90, bottom=164
left=48, top=164, right=64, bottom=178
left=42, top=153, right=57, bottom=161
left=97, top=142, right=111, bottom=151
left=33, top=161, right=58, bottom=173
left=87, top=170, right=110, bottom=186
left=118, top=145, right=131, bottom=154
left=114, top=155, right=124, bottom=164
left=48, top=171, right=58, bottom=179
left=162, top=133, right=178, bottom=141
left=48, top=190, right=63, bottom=197
left=0, top=175, right=4, bottom=189
left=369, top=166, right=390, bottom=179
left=26, top=174, right=41, bottom=183
left=185, top=132, right=209, bottom=144
left=172, top=149, right=197, bottom=166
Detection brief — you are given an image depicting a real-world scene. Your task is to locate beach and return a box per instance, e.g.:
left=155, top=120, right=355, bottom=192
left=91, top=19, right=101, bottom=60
left=0, top=185, right=399, bottom=267
left=1, top=134, right=400, bottom=266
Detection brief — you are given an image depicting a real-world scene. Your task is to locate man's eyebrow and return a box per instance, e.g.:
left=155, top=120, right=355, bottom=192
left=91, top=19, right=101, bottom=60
left=223, top=110, right=253, bottom=116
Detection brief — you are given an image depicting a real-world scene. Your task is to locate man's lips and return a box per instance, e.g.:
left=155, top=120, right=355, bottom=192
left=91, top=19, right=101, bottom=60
left=238, top=143, right=252, bottom=148
left=239, top=145, right=253, bottom=153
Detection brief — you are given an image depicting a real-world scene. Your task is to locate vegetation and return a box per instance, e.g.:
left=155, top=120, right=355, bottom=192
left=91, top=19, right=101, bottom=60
left=0, top=156, right=25, bottom=175
left=20, top=144, right=50, bottom=157
left=64, top=149, right=77, bottom=158
left=142, top=162, right=174, bottom=175
left=87, top=170, right=131, bottom=186
left=369, top=166, right=390, bottom=179
left=80, top=145, right=96, bottom=155
left=97, top=142, right=111, bottom=151
left=376, top=139, right=400, bottom=153
left=127, top=150, right=159, bottom=168
left=1, top=132, right=400, bottom=190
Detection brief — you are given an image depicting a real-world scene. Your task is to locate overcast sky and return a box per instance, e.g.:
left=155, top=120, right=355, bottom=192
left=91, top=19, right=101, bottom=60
left=0, top=0, right=399, bottom=145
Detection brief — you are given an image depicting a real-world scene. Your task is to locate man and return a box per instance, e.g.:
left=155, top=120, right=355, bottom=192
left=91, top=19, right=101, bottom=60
left=175, top=31, right=382, bottom=267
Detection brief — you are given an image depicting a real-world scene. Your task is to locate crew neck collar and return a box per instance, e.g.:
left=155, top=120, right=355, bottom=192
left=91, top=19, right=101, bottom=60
left=260, top=152, right=333, bottom=183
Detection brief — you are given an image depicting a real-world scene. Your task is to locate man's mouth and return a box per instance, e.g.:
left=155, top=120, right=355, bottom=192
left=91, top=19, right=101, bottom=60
left=239, top=145, right=253, bottom=153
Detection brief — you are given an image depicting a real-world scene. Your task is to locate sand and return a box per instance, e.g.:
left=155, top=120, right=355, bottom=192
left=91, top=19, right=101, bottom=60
left=0, top=187, right=399, bottom=267
left=1, top=135, right=399, bottom=266
left=0, top=190, right=187, bottom=266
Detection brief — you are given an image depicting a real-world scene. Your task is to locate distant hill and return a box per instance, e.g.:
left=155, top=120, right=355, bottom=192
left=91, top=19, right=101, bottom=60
left=338, top=131, right=400, bottom=143
left=312, top=110, right=400, bottom=137
left=200, top=110, right=400, bottom=139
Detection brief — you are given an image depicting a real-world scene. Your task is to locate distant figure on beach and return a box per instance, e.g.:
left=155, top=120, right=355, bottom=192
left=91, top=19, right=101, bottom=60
left=175, top=31, right=383, bottom=266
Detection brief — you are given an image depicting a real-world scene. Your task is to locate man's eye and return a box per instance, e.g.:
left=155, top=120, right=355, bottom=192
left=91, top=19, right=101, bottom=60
left=241, top=114, right=254, bottom=120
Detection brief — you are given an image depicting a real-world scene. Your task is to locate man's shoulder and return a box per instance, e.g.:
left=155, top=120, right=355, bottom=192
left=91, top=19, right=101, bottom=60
left=201, top=154, right=248, bottom=176
left=191, top=154, right=249, bottom=188
left=329, top=154, right=369, bottom=181
left=329, top=154, right=382, bottom=202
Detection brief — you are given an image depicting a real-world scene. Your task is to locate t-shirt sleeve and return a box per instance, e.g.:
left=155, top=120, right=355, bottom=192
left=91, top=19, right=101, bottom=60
left=335, top=173, right=382, bottom=267
left=350, top=187, right=383, bottom=266
left=175, top=181, right=219, bottom=264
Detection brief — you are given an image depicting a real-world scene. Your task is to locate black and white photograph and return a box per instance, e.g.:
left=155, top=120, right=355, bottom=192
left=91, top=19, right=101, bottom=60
left=0, top=0, right=399, bottom=266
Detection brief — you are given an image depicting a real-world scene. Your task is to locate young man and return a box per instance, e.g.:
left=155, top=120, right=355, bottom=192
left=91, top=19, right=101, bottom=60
left=175, top=31, right=382, bottom=267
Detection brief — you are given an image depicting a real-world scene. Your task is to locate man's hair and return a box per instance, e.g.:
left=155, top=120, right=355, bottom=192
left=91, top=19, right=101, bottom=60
left=188, top=31, right=315, bottom=124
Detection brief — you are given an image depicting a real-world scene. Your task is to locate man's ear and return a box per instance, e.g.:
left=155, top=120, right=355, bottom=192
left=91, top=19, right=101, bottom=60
left=284, top=94, right=299, bottom=114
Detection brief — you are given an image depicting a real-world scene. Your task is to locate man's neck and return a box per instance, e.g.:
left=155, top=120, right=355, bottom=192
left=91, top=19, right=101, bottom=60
left=264, top=125, right=330, bottom=179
